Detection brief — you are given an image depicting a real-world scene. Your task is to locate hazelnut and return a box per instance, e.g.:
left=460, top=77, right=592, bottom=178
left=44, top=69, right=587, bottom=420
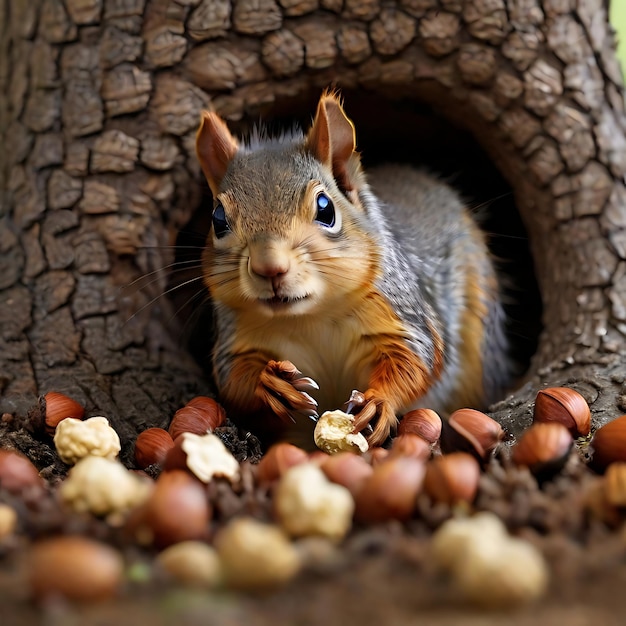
left=28, top=536, right=124, bottom=602
left=53, top=416, right=121, bottom=465
left=441, top=409, right=504, bottom=460
left=0, top=449, right=45, bottom=494
left=366, top=447, right=390, bottom=466
left=314, top=409, right=369, bottom=454
left=256, top=443, right=309, bottom=484
left=128, top=470, right=211, bottom=548
left=169, top=399, right=225, bottom=441
left=319, top=452, right=373, bottom=496
left=603, top=462, right=626, bottom=507
left=0, top=504, right=18, bottom=540
left=156, top=541, right=222, bottom=588
left=423, top=452, right=481, bottom=505
left=589, top=415, right=626, bottom=473
left=582, top=475, right=620, bottom=526
left=43, top=391, right=85, bottom=435
left=533, top=387, right=591, bottom=437
left=354, top=457, right=425, bottom=523
left=187, top=395, right=226, bottom=417
left=163, top=432, right=240, bottom=483
left=215, top=517, right=301, bottom=590
left=511, top=422, right=573, bottom=480
left=134, top=428, right=175, bottom=469
left=389, top=433, right=431, bottom=461
left=274, top=463, right=354, bottom=542
left=398, top=408, right=442, bottom=444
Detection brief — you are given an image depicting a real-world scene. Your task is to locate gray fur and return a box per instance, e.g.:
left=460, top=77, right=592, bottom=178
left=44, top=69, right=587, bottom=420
left=209, top=129, right=511, bottom=415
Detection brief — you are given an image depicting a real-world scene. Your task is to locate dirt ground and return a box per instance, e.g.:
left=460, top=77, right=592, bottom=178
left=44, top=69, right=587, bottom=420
left=3, top=531, right=626, bottom=626
left=2, top=413, right=626, bottom=626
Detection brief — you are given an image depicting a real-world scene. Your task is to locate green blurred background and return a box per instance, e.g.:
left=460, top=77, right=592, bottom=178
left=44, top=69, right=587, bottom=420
left=612, top=0, right=626, bottom=80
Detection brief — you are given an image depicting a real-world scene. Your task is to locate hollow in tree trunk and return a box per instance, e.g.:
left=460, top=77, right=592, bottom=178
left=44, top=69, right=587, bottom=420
left=0, top=0, right=625, bottom=474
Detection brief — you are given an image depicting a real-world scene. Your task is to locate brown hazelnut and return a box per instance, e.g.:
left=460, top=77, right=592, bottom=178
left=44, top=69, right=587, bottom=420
left=354, top=457, right=425, bottom=523
left=423, top=452, right=480, bottom=505
left=128, top=470, right=211, bottom=548
left=44, top=391, right=85, bottom=435
left=603, top=462, right=626, bottom=507
left=186, top=396, right=226, bottom=425
left=365, top=446, right=390, bottom=466
left=441, top=409, right=505, bottom=460
left=186, top=395, right=226, bottom=415
left=256, top=443, right=309, bottom=484
left=28, top=536, right=124, bottom=602
left=390, top=433, right=431, bottom=461
left=533, top=387, right=591, bottom=437
left=582, top=476, right=621, bottom=526
left=398, top=408, right=442, bottom=444
left=589, top=415, right=626, bottom=473
left=0, top=449, right=45, bottom=494
left=511, top=422, right=573, bottom=479
left=134, top=428, right=175, bottom=469
left=319, top=452, right=373, bottom=496
left=169, top=403, right=225, bottom=441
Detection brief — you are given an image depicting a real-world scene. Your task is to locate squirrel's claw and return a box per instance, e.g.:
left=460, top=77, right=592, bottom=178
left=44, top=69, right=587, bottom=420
left=258, top=360, right=319, bottom=425
left=291, top=376, right=319, bottom=393
left=348, top=389, right=397, bottom=446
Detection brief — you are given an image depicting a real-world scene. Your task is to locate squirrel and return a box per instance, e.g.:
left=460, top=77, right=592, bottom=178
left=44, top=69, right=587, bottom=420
left=194, top=91, right=511, bottom=448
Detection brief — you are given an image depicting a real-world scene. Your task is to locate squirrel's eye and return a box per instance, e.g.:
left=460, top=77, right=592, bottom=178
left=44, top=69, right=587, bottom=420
left=314, top=192, right=335, bottom=228
left=212, top=203, right=230, bottom=239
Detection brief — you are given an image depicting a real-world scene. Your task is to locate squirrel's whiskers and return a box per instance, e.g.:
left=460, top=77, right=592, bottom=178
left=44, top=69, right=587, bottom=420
left=194, top=90, right=512, bottom=447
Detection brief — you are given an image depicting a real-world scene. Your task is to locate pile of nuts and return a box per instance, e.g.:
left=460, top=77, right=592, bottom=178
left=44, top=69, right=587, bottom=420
left=1, top=385, right=625, bottom=609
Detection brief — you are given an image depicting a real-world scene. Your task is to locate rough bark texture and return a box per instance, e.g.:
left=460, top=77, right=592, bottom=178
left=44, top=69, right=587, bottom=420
left=0, top=0, right=625, bottom=468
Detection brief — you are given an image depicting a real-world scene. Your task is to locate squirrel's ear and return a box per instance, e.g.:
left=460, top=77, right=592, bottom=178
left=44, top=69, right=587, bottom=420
left=196, top=111, right=239, bottom=196
left=306, top=93, right=357, bottom=192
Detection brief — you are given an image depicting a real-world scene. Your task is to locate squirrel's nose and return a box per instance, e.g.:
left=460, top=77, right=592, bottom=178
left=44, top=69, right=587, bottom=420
left=249, top=257, right=289, bottom=279
left=248, top=240, right=291, bottom=280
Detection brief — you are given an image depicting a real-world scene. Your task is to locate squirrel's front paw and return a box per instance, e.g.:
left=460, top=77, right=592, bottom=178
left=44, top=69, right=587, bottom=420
left=257, top=360, right=319, bottom=424
left=348, top=389, right=397, bottom=446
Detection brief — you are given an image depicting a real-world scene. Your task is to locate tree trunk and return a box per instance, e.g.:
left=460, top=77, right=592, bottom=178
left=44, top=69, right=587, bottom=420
left=1, top=0, right=625, bottom=470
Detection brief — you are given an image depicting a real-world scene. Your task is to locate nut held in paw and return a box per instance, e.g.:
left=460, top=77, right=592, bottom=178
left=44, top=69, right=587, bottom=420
left=314, top=410, right=369, bottom=455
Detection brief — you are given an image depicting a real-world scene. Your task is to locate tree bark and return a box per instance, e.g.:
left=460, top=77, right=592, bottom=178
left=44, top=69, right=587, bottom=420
left=0, top=0, right=625, bottom=468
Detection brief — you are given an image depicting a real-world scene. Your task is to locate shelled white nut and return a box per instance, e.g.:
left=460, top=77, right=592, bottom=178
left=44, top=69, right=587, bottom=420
left=53, top=416, right=121, bottom=465
left=275, top=462, right=354, bottom=542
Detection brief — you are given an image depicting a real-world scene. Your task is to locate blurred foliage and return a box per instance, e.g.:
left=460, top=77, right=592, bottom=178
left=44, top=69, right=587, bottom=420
left=611, top=0, right=626, bottom=80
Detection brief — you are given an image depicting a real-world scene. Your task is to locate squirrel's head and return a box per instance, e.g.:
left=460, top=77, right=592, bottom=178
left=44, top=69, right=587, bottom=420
left=195, top=91, right=380, bottom=318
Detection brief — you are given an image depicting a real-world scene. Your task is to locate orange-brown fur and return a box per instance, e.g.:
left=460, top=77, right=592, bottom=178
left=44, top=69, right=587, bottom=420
left=195, top=91, right=510, bottom=447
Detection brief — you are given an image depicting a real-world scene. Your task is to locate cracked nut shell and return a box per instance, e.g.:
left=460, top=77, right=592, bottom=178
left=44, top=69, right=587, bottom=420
left=441, top=409, right=505, bottom=460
